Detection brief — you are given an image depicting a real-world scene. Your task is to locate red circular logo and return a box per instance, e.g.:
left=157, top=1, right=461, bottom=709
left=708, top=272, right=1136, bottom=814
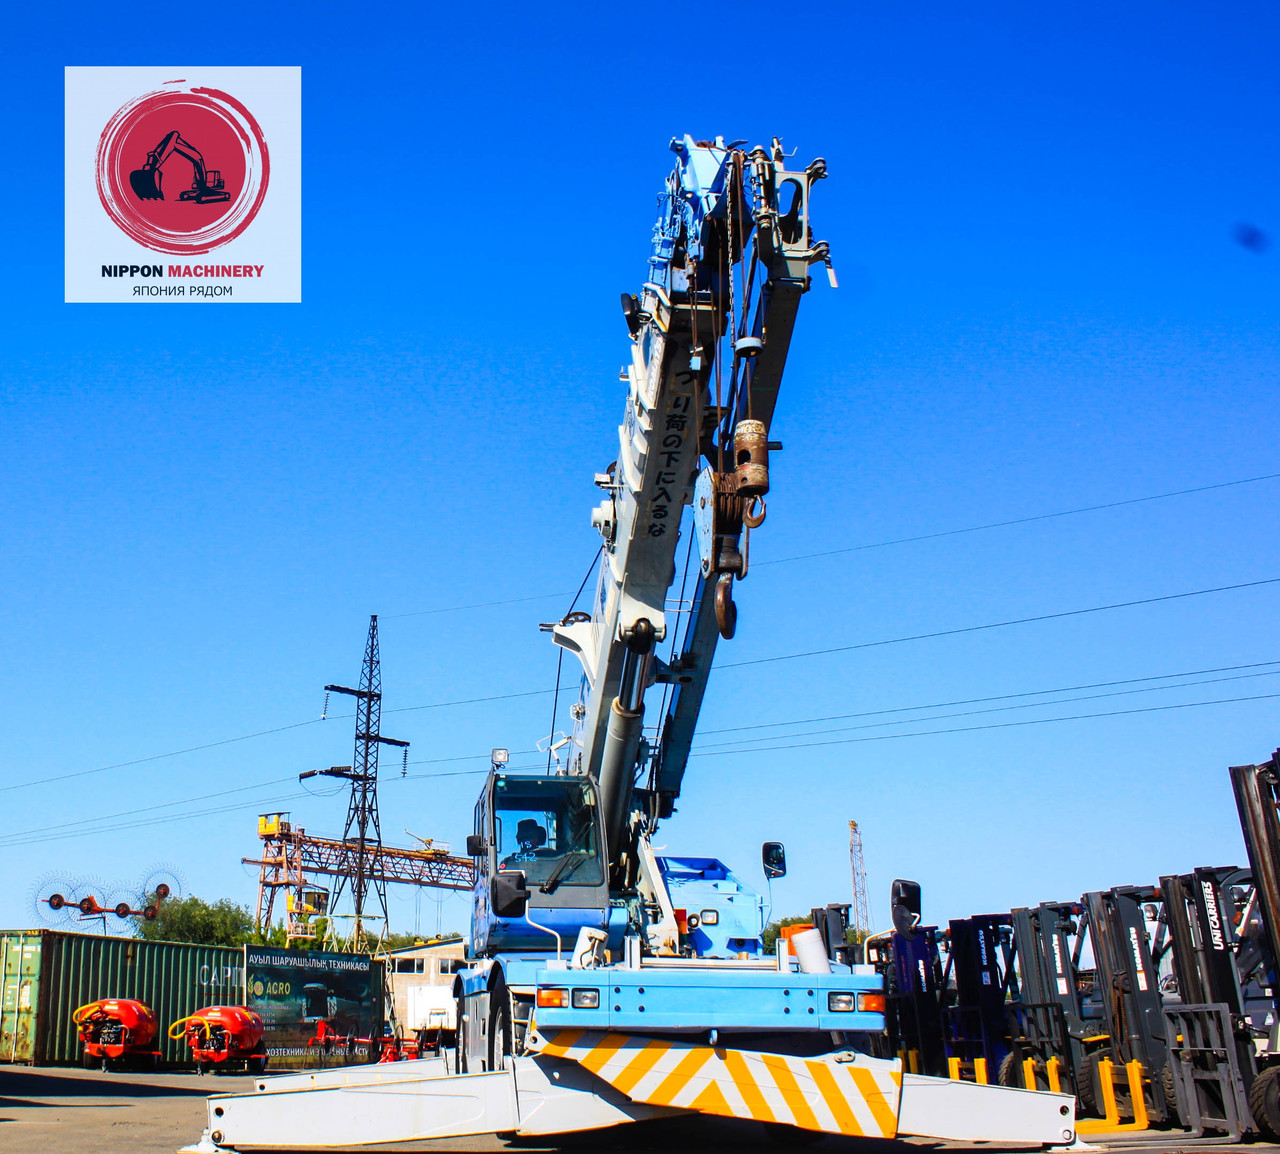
left=96, top=85, right=270, bottom=255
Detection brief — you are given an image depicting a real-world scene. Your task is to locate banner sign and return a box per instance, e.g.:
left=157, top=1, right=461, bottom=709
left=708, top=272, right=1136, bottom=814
left=65, top=67, right=301, bottom=303
left=245, top=947, right=383, bottom=1069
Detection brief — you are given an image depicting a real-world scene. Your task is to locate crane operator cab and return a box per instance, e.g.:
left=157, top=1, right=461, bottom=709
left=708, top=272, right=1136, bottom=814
left=469, top=773, right=612, bottom=954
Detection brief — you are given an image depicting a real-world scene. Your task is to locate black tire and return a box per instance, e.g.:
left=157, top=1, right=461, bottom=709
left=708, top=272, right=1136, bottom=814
left=453, top=981, right=469, bottom=1074
left=488, top=975, right=513, bottom=1073
left=1160, top=1063, right=1181, bottom=1127
left=998, top=1051, right=1021, bottom=1088
left=762, top=1122, right=823, bottom=1145
left=1075, top=1051, right=1100, bottom=1117
left=247, top=1055, right=267, bottom=1076
left=1249, top=1064, right=1280, bottom=1140
left=82, top=1051, right=98, bottom=1070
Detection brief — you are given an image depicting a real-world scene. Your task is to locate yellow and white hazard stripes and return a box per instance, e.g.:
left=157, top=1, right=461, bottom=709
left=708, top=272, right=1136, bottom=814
left=527, top=1028, right=902, bottom=1137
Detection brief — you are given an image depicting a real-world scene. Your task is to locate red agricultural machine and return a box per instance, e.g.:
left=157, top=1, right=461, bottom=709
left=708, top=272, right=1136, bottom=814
left=170, top=1006, right=268, bottom=1074
left=44, top=881, right=170, bottom=924
left=74, top=998, right=161, bottom=1070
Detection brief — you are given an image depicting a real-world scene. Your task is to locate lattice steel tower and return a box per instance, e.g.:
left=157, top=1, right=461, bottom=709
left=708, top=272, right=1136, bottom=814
left=323, top=615, right=409, bottom=950
left=848, top=820, right=871, bottom=940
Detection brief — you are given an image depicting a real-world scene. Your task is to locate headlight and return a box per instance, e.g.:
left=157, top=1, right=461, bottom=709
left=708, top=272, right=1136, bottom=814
left=571, top=988, right=600, bottom=1009
left=828, top=992, right=857, bottom=1012
left=700, top=909, right=719, bottom=925
left=536, top=988, right=568, bottom=1008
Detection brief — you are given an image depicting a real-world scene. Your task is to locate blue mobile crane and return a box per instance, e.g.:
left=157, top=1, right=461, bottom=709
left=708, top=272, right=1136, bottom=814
left=186, top=139, right=1075, bottom=1152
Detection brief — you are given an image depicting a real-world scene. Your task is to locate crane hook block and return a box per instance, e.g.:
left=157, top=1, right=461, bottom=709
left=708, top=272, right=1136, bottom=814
left=715, top=575, right=737, bottom=640
left=734, top=419, right=770, bottom=498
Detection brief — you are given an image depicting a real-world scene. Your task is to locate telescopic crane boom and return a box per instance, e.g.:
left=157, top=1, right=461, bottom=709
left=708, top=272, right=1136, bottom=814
left=547, top=135, right=833, bottom=880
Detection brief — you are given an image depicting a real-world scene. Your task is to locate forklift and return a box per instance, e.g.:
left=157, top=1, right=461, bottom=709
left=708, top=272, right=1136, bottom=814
left=1154, top=864, right=1269, bottom=1139
left=939, top=915, right=1018, bottom=1083
left=865, top=881, right=949, bottom=1076
left=1005, top=892, right=1177, bottom=1124
left=1075, top=885, right=1179, bottom=1125
left=1005, top=901, right=1100, bottom=1099
left=1198, top=749, right=1280, bottom=1139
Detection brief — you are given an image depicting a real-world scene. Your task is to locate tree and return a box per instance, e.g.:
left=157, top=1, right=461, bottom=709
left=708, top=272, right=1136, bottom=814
left=133, top=895, right=258, bottom=947
left=762, top=915, right=815, bottom=953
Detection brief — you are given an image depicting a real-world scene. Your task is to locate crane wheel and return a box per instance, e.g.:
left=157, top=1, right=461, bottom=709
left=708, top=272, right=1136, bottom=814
left=762, top=1122, right=822, bottom=1145
left=487, top=974, right=513, bottom=1072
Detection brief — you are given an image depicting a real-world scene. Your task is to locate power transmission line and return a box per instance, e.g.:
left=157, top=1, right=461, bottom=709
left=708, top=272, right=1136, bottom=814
left=10, top=574, right=1275, bottom=800
left=0, top=718, right=330, bottom=797
left=755, top=471, right=1280, bottom=567
left=382, top=470, right=1280, bottom=617
left=696, top=659, right=1280, bottom=736
left=384, top=591, right=574, bottom=620
left=0, top=791, right=309, bottom=849
left=722, top=577, right=1280, bottom=670
left=692, top=668, right=1280, bottom=752
left=687, top=690, right=1280, bottom=757
left=0, top=776, right=297, bottom=847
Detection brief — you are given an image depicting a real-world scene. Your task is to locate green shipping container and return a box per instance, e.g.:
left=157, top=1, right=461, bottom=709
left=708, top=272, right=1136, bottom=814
left=0, top=930, right=243, bottom=1066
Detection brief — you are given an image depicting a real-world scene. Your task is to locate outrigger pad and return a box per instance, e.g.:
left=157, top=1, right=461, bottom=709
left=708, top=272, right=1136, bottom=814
left=130, top=168, right=162, bottom=200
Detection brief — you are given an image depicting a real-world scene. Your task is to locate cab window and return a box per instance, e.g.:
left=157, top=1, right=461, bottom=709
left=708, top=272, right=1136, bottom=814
left=492, top=776, right=604, bottom=887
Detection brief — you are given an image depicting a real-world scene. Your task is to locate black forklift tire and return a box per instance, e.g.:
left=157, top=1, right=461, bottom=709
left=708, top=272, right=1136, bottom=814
left=998, top=1051, right=1021, bottom=1088
left=247, top=1055, right=267, bottom=1076
left=1075, top=1051, right=1100, bottom=1116
left=82, top=1051, right=97, bottom=1070
left=1161, top=1063, right=1181, bottom=1127
left=1249, top=1065, right=1280, bottom=1140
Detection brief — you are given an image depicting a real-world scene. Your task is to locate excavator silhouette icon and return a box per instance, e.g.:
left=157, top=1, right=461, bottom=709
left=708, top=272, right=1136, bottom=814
left=129, top=130, right=232, bottom=204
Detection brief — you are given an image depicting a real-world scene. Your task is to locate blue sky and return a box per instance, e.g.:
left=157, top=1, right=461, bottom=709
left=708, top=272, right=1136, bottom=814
left=2, top=2, right=1278, bottom=938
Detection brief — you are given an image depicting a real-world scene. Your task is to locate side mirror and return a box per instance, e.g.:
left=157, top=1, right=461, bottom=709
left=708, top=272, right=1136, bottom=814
left=466, top=834, right=488, bottom=857
left=491, top=871, right=529, bottom=919
left=762, top=841, right=787, bottom=879
left=891, top=879, right=922, bottom=941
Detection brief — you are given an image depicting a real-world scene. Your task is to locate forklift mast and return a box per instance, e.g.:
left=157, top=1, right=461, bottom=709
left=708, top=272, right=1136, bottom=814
left=1156, top=868, right=1251, bottom=1013
left=1007, top=902, right=1091, bottom=1080
left=941, top=915, right=1017, bottom=1074
left=1231, top=753, right=1280, bottom=985
left=867, top=927, right=948, bottom=1075
left=1080, top=886, right=1175, bottom=1123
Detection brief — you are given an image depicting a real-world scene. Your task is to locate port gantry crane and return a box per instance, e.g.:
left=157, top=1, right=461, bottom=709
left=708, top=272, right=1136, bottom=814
left=187, top=138, right=1076, bottom=1153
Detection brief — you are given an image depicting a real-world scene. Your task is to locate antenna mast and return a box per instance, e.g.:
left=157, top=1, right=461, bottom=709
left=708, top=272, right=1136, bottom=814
left=848, top=820, right=871, bottom=940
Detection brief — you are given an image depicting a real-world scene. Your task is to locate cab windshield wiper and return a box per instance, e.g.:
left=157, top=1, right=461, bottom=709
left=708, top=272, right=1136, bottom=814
left=540, top=825, right=593, bottom=894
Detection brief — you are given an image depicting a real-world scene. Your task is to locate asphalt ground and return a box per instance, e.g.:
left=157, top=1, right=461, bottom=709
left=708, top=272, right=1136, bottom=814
left=1, top=1064, right=1274, bottom=1154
